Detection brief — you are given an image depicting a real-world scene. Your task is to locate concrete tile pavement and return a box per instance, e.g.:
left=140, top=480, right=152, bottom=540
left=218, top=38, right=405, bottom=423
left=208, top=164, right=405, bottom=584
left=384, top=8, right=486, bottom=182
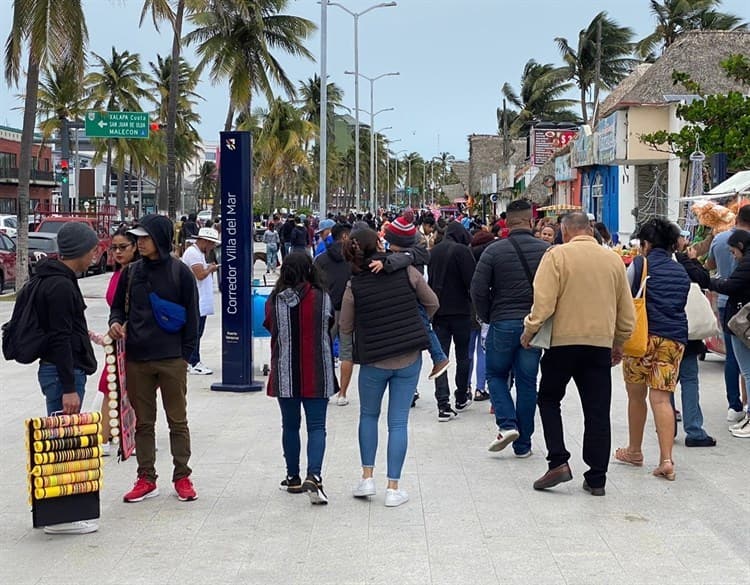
left=0, top=270, right=748, bottom=585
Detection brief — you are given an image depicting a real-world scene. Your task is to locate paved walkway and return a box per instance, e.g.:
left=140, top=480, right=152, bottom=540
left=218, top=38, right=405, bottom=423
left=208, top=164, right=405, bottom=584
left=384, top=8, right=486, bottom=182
left=0, top=269, right=748, bottom=585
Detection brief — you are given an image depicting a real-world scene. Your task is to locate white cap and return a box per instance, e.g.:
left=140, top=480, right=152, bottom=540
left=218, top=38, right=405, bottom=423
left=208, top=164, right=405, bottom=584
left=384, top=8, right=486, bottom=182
left=127, top=226, right=149, bottom=237
left=586, top=213, right=595, bottom=221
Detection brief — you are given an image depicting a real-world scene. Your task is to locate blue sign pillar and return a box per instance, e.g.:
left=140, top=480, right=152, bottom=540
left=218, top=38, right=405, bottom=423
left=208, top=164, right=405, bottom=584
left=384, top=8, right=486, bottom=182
left=211, top=132, right=263, bottom=393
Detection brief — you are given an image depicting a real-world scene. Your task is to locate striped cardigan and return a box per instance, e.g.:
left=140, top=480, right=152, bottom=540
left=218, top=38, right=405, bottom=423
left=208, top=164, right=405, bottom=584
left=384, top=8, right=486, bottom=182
left=263, top=283, right=338, bottom=398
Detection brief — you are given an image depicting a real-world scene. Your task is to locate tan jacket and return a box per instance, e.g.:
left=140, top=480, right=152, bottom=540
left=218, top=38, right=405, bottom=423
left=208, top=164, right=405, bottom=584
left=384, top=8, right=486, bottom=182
left=524, top=235, right=635, bottom=348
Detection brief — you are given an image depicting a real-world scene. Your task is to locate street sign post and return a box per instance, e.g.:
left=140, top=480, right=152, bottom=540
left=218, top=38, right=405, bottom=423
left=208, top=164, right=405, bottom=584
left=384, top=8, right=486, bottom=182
left=84, top=111, right=149, bottom=139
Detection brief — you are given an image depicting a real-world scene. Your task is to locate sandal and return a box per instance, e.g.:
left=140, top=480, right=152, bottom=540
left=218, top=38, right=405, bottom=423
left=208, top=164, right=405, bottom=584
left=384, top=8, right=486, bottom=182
left=614, top=447, right=644, bottom=467
left=653, top=459, right=676, bottom=481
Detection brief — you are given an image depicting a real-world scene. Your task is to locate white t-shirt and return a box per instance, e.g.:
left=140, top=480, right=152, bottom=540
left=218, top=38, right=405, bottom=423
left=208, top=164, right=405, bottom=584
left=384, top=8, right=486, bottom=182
left=182, top=244, right=214, bottom=316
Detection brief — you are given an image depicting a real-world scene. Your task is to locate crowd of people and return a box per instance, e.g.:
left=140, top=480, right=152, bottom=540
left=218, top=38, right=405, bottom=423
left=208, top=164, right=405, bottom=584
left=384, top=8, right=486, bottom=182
left=10, top=199, right=750, bottom=533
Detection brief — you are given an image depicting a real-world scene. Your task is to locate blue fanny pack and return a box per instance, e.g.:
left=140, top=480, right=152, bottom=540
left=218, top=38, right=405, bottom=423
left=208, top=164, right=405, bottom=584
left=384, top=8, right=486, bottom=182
left=148, top=292, right=187, bottom=333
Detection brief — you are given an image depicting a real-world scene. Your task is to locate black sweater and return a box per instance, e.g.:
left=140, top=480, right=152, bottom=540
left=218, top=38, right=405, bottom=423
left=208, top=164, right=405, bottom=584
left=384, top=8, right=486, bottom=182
left=710, top=251, right=750, bottom=327
left=314, top=241, right=351, bottom=311
left=34, top=259, right=97, bottom=391
left=428, top=222, right=476, bottom=318
left=109, top=215, right=199, bottom=362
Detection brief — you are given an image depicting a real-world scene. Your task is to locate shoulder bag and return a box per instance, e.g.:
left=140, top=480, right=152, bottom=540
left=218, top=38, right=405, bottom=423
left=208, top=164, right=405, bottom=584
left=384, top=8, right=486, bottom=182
left=508, top=237, right=551, bottom=350
left=686, top=283, right=721, bottom=340
left=728, top=301, right=750, bottom=348
left=143, top=260, right=187, bottom=334
left=623, top=256, right=649, bottom=357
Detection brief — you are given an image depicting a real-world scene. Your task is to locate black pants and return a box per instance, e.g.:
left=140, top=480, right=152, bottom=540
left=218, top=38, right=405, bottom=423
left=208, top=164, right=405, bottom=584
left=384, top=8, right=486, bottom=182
left=537, top=346, right=612, bottom=488
left=433, top=314, right=471, bottom=407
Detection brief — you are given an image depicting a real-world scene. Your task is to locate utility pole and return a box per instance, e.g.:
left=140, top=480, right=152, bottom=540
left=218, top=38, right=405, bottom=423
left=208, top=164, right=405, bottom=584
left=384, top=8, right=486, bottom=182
left=60, top=118, right=70, bottom=212
left=319, top=0, right=328, bottom=218
left=592, top=17, right=603, bottom=127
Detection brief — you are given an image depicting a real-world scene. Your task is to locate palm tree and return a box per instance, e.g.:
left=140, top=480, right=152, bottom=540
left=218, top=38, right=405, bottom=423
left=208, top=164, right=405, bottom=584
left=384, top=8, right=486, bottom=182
left=140, top=0, right=194, bottom=219
left=86, top=47, right=150, bottom=217
left=298, top=74, right=344, bottom=146
left=36, top=60, right=91, bottom=140
left=192, top=161, right=218, bottom=210
left=4, top=0, right=88, bottom=286
left=256, top=98, right=314, bottom=214
left=148, top=54, right=203, bottom=212
left=556, top=11, right=637, bottom=125
left=636, top=0, right=748, bottom=60
left=501, top=60, right=579, bottom=136
left=185, top=0, right=315, bottom=132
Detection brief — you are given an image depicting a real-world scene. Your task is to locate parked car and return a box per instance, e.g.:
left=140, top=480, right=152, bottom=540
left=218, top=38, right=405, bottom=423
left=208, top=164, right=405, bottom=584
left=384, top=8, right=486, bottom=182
left=197, top=209, right=213, bottom=225
left=27, top=233, right=60, bottom=275
left=36, top=216, right=112, bottom=275
left=0, top=232, right=17, bottom=291
left=0, top=214, right=18, bottom=238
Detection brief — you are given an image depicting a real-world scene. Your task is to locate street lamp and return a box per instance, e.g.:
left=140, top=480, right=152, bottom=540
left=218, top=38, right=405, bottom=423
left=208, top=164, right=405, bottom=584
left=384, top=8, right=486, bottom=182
left=328, top=1, right=397, bottom=211
left=384, top=138, right=401, bottom=209
left=393, top=148, right=407, bottom=208
left=345, top=70, right=399, bottom=212
left=405, top=153, right=420, bottom=209
left=431, top=156, right=442, bottom=206
left=375, top=126, right=392, bottom=208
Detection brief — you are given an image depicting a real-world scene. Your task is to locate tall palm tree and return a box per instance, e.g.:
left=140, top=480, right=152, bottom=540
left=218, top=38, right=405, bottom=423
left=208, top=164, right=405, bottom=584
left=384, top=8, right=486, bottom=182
left=140, top=0, right=196, bottom=219
left=148, top=54, right=203, bottom=212
left=298, top=74, right=344, bottom=147
left=5, top=0, right=88, bottom=286
left=556, top=11, right=637, bottom=125
left=185, top=0, right=316, bottom=132
left=86, top=47, right=150, bottom=217
left=192, top=161, right=218, bottom=210
left=501, top=60, right=579, bottom=136
left=636, top=0, right=748, bottom=60
left=257, top=98, right=314, bottom=214
left=36, top=60, right=91, bottom=140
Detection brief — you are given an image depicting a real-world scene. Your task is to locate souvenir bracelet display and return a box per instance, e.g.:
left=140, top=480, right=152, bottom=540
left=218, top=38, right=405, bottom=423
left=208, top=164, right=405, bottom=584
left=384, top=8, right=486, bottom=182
left=103, top=336, right=136, bottom=461
left=25, top=412, right=103, bottom=528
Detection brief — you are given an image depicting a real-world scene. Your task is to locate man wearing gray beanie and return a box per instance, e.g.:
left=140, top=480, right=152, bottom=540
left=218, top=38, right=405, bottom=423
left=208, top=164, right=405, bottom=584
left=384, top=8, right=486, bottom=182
left=29, top=221, right=100, bottom=534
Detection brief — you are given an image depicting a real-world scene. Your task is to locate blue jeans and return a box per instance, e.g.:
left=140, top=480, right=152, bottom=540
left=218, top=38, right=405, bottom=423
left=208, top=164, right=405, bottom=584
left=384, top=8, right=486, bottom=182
left=189, top=315, right=207, bottom=366
left=38, top=363, right=87, bottom=416
left=720, top=307, right=743, bottom=412
left=266, top=244, right=278, bottom=269
left=485, top=320, right=541, bottom=454
left=278, top=397, right=328, bottom=477
left=358, top=356, right=421, bottom=480
left=468, top=329, right=486, bottom=391
left=418, top=304, right=446, bottom=364
left=731, top=335, right=750, bottom=413
left=677, top=353, right=709, bottom=441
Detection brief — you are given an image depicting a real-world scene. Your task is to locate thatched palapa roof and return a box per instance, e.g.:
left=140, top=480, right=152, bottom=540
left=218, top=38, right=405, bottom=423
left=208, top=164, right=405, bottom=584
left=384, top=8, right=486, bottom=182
left=601, top=31, right=750, bottom=117
left=523, top=159, right=555, bottom=205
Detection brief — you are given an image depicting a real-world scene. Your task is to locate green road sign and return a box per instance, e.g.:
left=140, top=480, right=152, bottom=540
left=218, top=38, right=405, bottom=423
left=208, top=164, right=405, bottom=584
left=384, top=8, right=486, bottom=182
left=85, top=111, right=149, bottom=139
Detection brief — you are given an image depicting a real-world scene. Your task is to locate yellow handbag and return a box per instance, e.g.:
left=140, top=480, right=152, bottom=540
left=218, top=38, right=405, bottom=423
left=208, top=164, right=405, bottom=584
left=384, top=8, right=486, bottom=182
left=623, top=257, right=649, bottom=358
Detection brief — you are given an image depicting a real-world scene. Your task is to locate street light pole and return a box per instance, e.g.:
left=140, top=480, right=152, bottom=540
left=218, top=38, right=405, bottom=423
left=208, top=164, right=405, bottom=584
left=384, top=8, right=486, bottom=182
left=345, top=71, right=398, bottom=212
left=374, top=127, right=392, bottom=208
left=319, top=0, right=328, bottom=218
left=328, top=2, right=397, bottom=211
left=393, top=149, right=406, bottom=209
left=406, top=153, right=419, bottom=209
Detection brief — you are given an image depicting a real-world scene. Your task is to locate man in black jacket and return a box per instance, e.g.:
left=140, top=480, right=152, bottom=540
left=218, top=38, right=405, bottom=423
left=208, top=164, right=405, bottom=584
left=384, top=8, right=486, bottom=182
left=315, top=222, right=352, bottom=404
left=34, top=221, right=99, bottom=534
left=109, top=214, right=200, bottom=504
left=471, top=199, right=548, bottom=457
left=428, top=221, right=476, bottom=420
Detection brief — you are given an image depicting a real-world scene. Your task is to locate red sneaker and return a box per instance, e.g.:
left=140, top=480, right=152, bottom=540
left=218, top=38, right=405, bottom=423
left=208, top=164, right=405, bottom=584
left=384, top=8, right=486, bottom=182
left=174, top=477, right=197, bottom=501
left=123, top=477, right=159, bottom=503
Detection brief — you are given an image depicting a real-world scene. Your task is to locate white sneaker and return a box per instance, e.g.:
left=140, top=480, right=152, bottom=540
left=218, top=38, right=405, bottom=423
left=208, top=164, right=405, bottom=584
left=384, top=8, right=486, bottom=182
left=337, top=395, right=349, bottom=406
left=727, top=408, right=745, bottom=423
left=352, top=477, right=376, bottom=498
left=729, top=414, right=750, bottom=432
left=384, top=488, right=409, bottom=507
left=190, top=362, right=213, bottom=375
left=488, top=429, right=520, bottom=452
left=43, top=520, right=99, bottom=535
left=731, top=421, right=750, bottom=438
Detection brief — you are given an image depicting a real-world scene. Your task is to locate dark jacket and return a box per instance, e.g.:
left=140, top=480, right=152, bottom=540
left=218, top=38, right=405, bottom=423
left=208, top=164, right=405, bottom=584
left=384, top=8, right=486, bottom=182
left=289, top=224, right=308, bottom=249
left=264, top=283, right=337, bottom=399
left=710, top=251, right=750, bottom=327
left=350, top=261, right=429, bottom=363
left=314, top=241, right=351, bottom=311
left=471, top=230, right=549, bottom=323
left=633, top=250, right=690, bottom=345
left=34, top=259, right=97, bottom=391
left=109, top=215, right=199, bottom=362
left=383, top=242, right=430, bottom=273
left=470, top=231, right=496, bottom=263
left=280, top=219, right=295, bottom=243
left=428, top=222, right=476, bottom=318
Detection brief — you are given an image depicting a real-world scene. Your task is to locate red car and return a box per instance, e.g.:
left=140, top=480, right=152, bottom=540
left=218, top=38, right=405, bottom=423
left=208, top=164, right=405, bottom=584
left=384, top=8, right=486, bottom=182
left=0, top=232, right=17, bottom=292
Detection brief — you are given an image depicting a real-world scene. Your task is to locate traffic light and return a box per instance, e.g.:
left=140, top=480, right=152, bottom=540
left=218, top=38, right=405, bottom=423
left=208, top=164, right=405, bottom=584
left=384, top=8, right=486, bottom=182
left=150, top=121, right=166, bottom=133
left=60, top=159, right=69, bottom=184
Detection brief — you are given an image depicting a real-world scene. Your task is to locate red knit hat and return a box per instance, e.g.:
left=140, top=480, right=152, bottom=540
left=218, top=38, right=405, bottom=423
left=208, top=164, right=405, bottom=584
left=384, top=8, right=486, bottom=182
left=384, top=211, right=417, bottom=247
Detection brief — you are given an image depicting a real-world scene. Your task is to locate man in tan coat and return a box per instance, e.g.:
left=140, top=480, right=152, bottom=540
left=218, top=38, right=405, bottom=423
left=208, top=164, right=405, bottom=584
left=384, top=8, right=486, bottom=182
left=521, top=212, right=635, bottom=496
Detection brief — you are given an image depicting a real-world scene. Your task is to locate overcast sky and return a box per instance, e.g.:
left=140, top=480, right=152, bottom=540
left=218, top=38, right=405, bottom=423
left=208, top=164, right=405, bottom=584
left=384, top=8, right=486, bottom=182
left=1, top=0, right=748, bottom=160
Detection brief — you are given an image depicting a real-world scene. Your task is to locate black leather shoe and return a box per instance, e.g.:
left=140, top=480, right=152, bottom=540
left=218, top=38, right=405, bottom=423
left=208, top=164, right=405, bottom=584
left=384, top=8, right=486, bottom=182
left=582, top=480, right=605, bottom=496
left=685, top=435, right=717, bottom=447
left=533, top=463, right=573, bottom=490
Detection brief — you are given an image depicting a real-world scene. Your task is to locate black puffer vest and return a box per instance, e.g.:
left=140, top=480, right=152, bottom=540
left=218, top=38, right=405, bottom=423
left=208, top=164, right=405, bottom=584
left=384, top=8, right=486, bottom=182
left=350, top=266, right=429, bottom=364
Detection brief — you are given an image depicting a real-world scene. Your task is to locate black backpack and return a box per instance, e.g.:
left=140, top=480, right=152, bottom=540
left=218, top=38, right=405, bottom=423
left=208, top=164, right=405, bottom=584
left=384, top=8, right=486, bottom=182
left=1, top=276, right=47, bottom=363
